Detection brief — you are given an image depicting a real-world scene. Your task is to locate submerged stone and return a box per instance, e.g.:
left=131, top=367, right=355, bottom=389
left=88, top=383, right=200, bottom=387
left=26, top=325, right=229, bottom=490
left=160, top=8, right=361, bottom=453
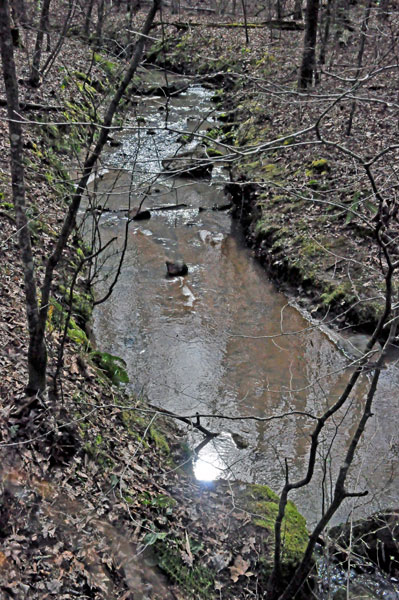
left=166, top=260, right=188, bottom=277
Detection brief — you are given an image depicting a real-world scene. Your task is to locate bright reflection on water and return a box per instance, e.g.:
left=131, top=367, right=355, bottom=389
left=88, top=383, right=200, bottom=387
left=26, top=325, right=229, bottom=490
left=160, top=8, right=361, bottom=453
left=86, top=78, right=399, bottom=526
left=193, top=433, right=237, bottom=481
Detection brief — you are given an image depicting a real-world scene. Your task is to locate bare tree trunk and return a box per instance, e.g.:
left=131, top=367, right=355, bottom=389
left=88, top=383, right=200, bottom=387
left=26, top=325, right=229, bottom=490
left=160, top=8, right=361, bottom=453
left=84, top=0, right=95, bottom=39
left=29, top=0, right=52, bottom=87
left=346, top=0, right=372, bottom=135
left=298, top=0, right=320, bottom=88
left=0, top=0, right=47, bottom=394
left=128, top=0, right=141, bottom=17
left=95, top=0, right=105, bottom=49
left=241, top=0, right=249, bottom=44
left=335, top=0, right=350, bottom=29
left=318, top=0, right=332, bottom=65
left=41, top=0, right=76, bottom=83
left=45, top=3, right=51, bottom=52
left=171, top=0, right=180, bottom=15
left=10, top=0, right=26, bottom=25
left=293, top=0, right=302, bottom=20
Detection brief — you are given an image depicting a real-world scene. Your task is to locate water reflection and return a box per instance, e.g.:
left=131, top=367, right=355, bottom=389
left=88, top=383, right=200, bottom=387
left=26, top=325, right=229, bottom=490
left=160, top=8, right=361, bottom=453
left=87, top=82, right=399, bottom=525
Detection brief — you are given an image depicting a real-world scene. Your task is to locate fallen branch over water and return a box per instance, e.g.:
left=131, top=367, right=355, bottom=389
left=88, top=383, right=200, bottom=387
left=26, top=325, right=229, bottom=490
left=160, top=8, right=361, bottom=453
left=148, top=403, right=219, bottom=439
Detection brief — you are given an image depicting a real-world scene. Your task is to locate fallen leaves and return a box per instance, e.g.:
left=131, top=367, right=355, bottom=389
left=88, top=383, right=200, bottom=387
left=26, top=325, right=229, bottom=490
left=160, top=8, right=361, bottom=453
left=229, top=554, right=251, bottom=582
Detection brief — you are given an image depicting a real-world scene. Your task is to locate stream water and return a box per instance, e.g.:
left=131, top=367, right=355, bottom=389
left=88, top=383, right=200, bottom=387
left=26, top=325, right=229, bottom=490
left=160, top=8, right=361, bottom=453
left=84, top=75, right=399, bottom=538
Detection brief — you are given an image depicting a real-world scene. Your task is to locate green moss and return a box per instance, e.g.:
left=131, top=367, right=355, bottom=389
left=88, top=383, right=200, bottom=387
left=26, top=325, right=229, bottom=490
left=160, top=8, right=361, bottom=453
left=149, top=427, right=170, bottom=455
left=0, top=201, right=13, bottom=210
left=89, top=350, right=129, bottom=386
left=311, top=158, right=330, bottom=173
left=245, top=485, right=308, bottom=571
left=247, top=483, right=279, bottom=503
left=67, top=317, right=89, bottom=347
left=261, top=163, right=284, bottom=179
left=320, top=282, right=352, bottom=306
left=59, top=284, right=93, bottom=324
left=93, top=52, right=117, bottom=78
left=307, top=179, right=319, bottom=189
left=206, top=147, right=223, bottom=158
left=298, top=238, right=324, bottom=257
left=75, top=79, right=98, bottom=99
left=121, top=404, right=169, bottom=447
left=84, top=441, right=114, bottom=470
left=138, top=491, right=176, bottom=511
left=155, top=539, right=214, bottom=598
left=121, top=409, right=147, bottom=432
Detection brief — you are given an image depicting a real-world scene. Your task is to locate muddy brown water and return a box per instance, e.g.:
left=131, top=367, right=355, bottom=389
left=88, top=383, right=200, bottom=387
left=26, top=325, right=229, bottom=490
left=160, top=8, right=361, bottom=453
left=83, top=81, right=399, bottom=529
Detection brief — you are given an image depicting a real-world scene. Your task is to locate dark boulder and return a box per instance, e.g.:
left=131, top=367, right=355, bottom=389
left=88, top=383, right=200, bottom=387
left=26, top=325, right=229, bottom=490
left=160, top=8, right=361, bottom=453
left=128, top=207, right=151, bottom=221
left=329, top=510, right=399, bottom=574
left=166, top=260, right=188, bottom=277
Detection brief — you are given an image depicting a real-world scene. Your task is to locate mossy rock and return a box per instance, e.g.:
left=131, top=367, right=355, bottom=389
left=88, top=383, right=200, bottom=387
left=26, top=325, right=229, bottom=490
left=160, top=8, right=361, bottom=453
left=308, top=158, right=330, bottom=175
left=261, top=162, right=285, bottom=180
left=243, top=484, right=308, bottom=576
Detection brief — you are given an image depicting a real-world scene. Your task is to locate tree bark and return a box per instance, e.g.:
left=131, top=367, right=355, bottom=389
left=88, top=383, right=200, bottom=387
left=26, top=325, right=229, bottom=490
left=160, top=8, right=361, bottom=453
left=10, top=0, right=27, bottom=25
left=84, top=0, right=95, bottom=39
left=0, top=0, right=47, bottom=394
left=29, top=0, right=52, bottom=87
left=346, top=0, right=372, bottom=135
left=298, top=0, right=320, bottom=88
left=318, top=0, right=332, bottom=65
left=95, top=0, right=105, bottom=50
left=293, top=0, right=302, bottom=20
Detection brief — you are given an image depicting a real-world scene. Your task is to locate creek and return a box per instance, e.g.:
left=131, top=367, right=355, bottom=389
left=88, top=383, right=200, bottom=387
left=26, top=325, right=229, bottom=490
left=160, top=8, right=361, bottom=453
left=84, top=71, right=399, bottom=550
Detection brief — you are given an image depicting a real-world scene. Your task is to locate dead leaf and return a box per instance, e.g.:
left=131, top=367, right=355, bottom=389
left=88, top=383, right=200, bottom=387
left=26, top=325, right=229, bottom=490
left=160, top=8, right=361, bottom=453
left=181, top=531, right=193, bottom=567
left=46, top=579, right=62, bottom=594
left=229, top=555, right=250, bottom=582
left=0, top=551, right=8, bottom=571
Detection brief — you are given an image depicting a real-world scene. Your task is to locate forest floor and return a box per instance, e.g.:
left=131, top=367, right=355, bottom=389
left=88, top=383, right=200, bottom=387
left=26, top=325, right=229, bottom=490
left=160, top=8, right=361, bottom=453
left=0, top=2, right=398, bottom=599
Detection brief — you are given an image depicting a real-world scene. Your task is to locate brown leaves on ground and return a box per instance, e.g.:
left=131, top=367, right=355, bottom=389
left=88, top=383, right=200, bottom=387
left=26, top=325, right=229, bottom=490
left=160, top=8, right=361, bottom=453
left=229, top=555, right=251, bottom=582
